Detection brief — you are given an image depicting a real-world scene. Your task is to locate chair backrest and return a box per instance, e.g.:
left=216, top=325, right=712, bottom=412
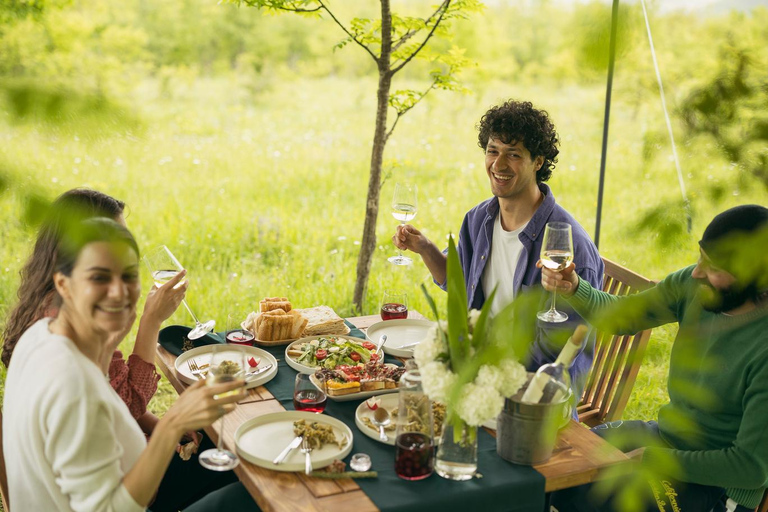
left=577, top=257, right=655, bottom=427
left=757, top=489, right=768, bottom=512
left=0, top=409, right=9, bottom=511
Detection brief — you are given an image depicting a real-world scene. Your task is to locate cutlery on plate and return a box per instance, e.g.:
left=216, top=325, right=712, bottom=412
left=187, top=359, right=206, bottom=379
left=245, top=363, right=274, bottom=381
left=272, top=435, right=302, bottom=465
left=371, top=407, right=391, bottom=442
left=398, top=341, right=420, bottom=350
left=300, top=437, right=313, bottom=475
left=375, top=334, right=387, bottom=353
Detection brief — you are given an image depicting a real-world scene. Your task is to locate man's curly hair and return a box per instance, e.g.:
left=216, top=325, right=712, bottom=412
left=477, top=100, right=560, bottom=183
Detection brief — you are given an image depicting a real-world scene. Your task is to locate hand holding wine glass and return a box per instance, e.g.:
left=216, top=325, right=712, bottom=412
left=537, top=222, right=574, bottom=323
left=198, top=345, right=246, bottom=471
left=144, top=245, right=215, bottom=340
left=539, top=260, right=578, bottom=296
left=388, top=183, right=418, bottom=266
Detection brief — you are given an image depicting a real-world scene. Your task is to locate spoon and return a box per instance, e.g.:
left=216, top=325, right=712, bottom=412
left=371, top=406, right=391, bottom=442
left=375, top=334, right=387, bottom=354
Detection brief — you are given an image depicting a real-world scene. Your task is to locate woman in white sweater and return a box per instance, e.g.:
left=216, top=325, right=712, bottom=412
left=3, top=218, right=246, bottom=511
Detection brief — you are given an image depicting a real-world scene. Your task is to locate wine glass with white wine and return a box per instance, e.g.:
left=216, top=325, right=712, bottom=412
left=143, top=245, right=215, bottom=340
left=198, top=344, right=246, bottom=471
left=537, top=222, right=574, bottom=323
left=388, top=183, right=418, bottom=266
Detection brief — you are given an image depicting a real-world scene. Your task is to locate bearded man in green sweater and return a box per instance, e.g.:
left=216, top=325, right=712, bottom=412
left=544, top=205, right=768, bottom=512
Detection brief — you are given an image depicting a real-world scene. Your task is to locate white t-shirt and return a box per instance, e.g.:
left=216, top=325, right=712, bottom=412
left=481, top=213, right=527, bottom=316
left=3, top=318, right=146, bottom=512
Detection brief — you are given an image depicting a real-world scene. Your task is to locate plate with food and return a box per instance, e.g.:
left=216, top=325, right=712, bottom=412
left=174, top=344, right=278, bottom=389
left=355, top=395, right=446, bottom=445
left=235, top=411, right=353, bottom=472
left=364, top=319, right=435, bottom=358
left=285, top=335, right=383, bottom=374
left=313, top=362, right=405, bottom=402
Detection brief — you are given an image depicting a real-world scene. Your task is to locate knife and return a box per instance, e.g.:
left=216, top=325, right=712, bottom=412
left=245, top=363, right=274, bottom=381
left=273, top=435, right=303, bottom=465
left=399, top=341, right=420, bottom=350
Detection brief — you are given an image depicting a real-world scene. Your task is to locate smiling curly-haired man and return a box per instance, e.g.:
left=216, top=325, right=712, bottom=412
left=392, top=99, right=603, bottom=398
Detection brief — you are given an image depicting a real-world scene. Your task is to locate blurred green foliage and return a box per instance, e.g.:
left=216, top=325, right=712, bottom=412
left=0, top=5, right=767, bottom=504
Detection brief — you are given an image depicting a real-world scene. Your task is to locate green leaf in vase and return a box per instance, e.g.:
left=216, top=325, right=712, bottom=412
left=446, top=235, right=469, bottom=372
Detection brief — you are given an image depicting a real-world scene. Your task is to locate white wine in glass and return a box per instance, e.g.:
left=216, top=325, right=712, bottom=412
left=199, top=345, right=246, bottom=471
left=389, top=183, right=418, bottom=266
left=144, top=245, right=215, bottom=340
left=537, top=222, right=574, bottom=323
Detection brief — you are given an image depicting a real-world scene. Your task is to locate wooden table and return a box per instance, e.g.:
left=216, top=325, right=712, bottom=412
left=155, top=314, right=631, bottom=511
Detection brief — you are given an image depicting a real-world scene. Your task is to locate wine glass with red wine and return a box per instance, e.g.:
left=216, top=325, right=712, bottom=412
left=381, top=290, right=408, bottom=321
left=293, top=373, right=327, bottom=414
left=225, top=312, right=255, bottom=346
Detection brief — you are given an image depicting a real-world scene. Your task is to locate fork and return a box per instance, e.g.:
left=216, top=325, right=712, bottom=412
left=300, top=437, right=313, bottom=475
left=187, top=359, right=206, bottom=380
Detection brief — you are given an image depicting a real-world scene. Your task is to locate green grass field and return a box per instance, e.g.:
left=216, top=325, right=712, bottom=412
left=1, top=74, right=766, bottom=421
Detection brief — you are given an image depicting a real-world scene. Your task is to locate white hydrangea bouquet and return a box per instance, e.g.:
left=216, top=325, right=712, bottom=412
left=415, top=235, right=529, bottom=443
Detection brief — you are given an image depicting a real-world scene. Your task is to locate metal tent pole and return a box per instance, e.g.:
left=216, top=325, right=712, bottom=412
left=594, top=0, right=620, bottom=250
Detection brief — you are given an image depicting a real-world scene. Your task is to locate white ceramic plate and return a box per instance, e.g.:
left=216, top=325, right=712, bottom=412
left=310, top=368, right=401, bottom=402
left=174, top=345, right=278, bottom=389
left=285, top=335, right=382, bottom=374
left=235, top=411, right=353, bottom=472
left=365, top=319, right=435, bottom=358
left=354, top=393, right=399, bottom=446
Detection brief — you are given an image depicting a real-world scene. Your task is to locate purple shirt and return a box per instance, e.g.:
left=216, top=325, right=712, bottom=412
left=439, top=184, right=604, bottom=398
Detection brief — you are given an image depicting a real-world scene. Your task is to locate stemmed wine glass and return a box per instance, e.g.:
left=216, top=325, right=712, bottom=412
left=388, top=183, right=418, bottom=266
left=537, top=222, right=574, bottom=323
left=198, top=344, right=246, bottom=471
left=144, top=245, right=215, bottom=340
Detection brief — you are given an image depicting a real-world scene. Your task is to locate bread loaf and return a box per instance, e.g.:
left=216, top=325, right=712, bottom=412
left=260, top=297, right=292, bottom=313
left=254, top=308, right=307, bottom=341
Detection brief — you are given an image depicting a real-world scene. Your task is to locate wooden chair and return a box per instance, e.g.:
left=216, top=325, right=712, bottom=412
left=758, top=490, right=768, bottom=512
left=0, top=409, right=9, bottom=511
left=577, top=257, right=655, bottom=427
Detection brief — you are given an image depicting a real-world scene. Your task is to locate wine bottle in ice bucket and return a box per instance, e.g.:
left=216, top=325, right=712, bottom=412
left=520, top=325, right=588, bottom=404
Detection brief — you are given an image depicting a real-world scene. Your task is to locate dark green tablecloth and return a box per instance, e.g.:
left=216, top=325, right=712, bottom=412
left=255, top=321, right=546, bottom=512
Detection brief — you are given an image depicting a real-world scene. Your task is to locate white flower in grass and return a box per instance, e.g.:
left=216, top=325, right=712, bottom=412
left=413, top=325, right=446, bottom=366
left=498, top=359, right=528, bottom=397
left=419, top=361, right=457, bottom=403
left=456, top=382, right=504, bottom=426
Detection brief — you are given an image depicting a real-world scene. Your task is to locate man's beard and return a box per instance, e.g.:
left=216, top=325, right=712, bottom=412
left=696, top=279, right=759, bottom=313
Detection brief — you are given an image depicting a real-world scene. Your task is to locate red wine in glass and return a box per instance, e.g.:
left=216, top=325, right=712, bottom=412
left=394, top=432, right=434, bottom=480
left=293, top=389, right=327, bottom=413
left=381, top=303, right=408, bottom=321
left=225, top=329, right=255, bottom=346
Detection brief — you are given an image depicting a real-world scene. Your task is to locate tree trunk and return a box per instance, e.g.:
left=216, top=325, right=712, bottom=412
left=352, top=0, right=393, bottom=313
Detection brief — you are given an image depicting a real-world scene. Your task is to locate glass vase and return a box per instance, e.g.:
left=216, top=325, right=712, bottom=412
left=435, top=420, right=477, bottom=481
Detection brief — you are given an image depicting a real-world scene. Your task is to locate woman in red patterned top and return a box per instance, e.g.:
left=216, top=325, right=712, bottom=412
left=2, top=188, right=186, bottom=430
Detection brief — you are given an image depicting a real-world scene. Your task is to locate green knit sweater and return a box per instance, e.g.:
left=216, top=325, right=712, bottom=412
left=569, top=266, right=768, bottom=508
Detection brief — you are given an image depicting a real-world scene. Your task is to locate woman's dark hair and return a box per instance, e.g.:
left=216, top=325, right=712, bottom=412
left=477, top=100, right=560, bottom=183
left=2, top=189, right=126, bottom=367
left=55, top=217, right=140, bottom=277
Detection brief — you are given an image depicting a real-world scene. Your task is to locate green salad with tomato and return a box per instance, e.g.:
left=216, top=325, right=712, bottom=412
left=291, top=336, right=380, bottom=369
